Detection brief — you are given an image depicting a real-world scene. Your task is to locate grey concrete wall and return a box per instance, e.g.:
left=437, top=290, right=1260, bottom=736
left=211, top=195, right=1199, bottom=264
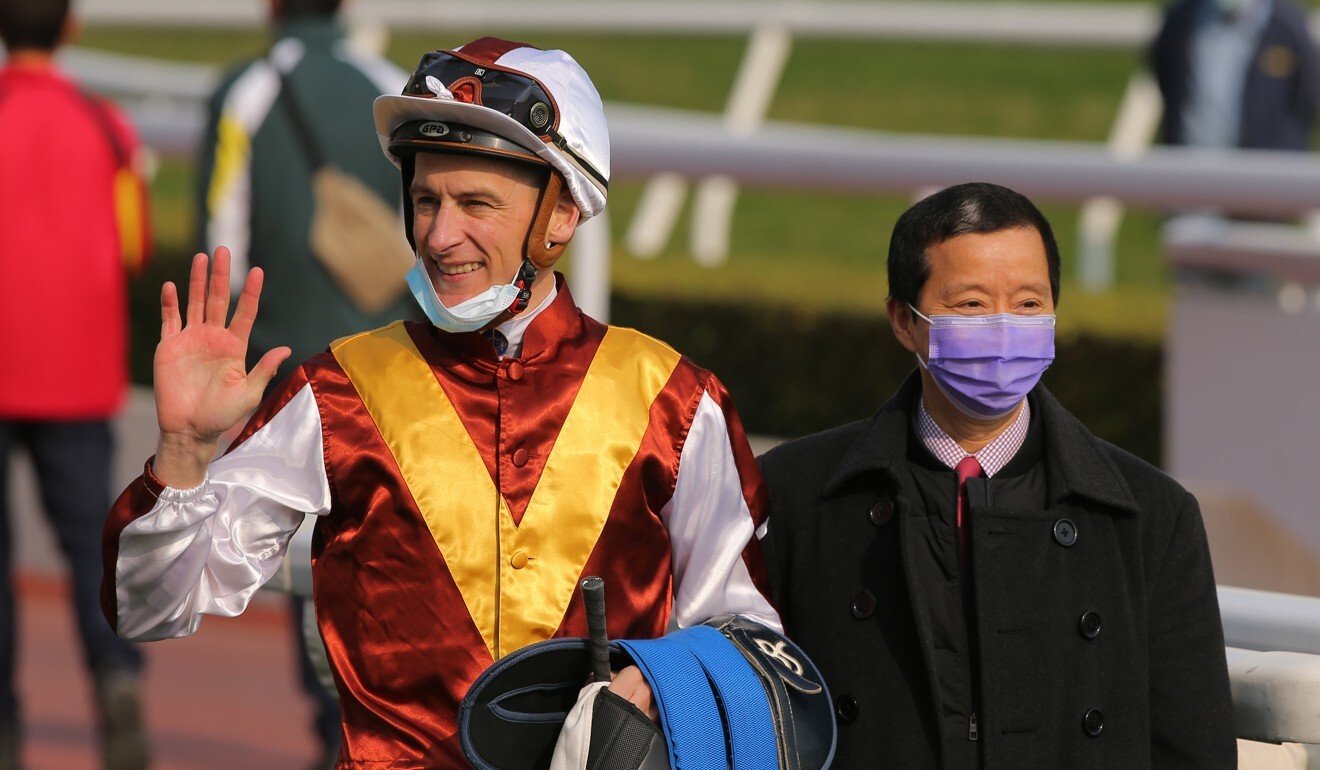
left=1167, top=284, right=1320, bottom=575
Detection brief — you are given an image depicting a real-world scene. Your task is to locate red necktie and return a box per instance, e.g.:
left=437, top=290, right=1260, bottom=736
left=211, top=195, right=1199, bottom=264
left=955, top=455, right=984, bottom=575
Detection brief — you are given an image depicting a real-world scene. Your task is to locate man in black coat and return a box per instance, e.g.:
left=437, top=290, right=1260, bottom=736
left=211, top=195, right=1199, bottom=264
left=1151, top=0, right=1318, bottom=151
left=758, top=183, right=1236, bottom=769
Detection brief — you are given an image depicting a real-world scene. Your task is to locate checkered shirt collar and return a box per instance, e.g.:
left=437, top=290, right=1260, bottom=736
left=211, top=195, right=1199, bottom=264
left=915, top=396, right=1031, bottom=478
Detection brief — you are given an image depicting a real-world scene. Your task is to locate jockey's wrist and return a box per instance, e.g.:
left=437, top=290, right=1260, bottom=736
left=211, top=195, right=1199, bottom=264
left=153, top=432, right=216, bottom=489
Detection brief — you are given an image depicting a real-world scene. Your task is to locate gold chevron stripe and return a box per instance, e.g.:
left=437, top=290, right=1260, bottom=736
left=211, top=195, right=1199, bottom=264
left=333, top=323, right=681, bottom=659
left=333, top=323, right=500, bottom=657
left=496, top=327, right=680, bottom=655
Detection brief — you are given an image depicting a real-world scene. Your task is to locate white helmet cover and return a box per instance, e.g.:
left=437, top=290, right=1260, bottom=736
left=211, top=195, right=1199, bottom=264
left=373, top=38, right=609, bottom=220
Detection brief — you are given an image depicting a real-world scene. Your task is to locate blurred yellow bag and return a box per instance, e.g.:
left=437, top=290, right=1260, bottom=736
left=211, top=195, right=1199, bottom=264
left=278, top=66, right=412, bottom=314
left=309, top=165, right=415, bottom=314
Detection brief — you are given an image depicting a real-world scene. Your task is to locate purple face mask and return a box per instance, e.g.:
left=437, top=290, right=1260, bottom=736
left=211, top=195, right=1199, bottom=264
left=910, top=306, right=1056, bottom=420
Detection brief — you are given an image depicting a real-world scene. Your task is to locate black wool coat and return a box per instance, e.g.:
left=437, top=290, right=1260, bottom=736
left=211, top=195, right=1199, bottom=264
left=758, top=375, right=1236, bottom=770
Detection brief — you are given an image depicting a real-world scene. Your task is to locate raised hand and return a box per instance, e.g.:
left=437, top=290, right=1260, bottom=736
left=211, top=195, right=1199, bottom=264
left=151, top=248, right=290, bottom=488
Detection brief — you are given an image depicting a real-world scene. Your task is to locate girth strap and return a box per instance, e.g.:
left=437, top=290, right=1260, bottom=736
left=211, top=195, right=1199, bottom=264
left=615, top=637, right=726, bottom=769
left=619, top=625, right=779, bottom=770
left=674, top=626, right=778, bottom=770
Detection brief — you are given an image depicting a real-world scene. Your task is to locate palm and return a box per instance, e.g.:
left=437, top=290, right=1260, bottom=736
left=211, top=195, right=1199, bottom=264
left=154, top=248, right=289, bottom=443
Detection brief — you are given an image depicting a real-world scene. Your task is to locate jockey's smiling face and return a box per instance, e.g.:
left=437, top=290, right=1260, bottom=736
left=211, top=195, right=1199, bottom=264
left=409, top=152, right=577, bottom=308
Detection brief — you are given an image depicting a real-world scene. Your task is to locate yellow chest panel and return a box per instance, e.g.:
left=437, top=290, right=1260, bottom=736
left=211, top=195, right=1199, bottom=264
left=332, top=322, right=681, bottom=658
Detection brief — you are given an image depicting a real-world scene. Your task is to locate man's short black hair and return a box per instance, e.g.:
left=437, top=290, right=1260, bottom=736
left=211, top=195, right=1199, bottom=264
left=886, top=182, right=1062, bottom=309
left=0, top=0, right=70, bottom=53
left=276, top=0, right=343, bottom=20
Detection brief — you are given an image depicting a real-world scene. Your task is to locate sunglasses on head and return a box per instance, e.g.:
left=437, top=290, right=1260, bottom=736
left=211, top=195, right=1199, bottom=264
left=403, top=50, right=560, bottom=139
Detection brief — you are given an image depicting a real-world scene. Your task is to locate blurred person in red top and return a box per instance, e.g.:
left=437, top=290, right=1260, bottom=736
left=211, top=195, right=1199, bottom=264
left=0, top=0, right=151, bottom=768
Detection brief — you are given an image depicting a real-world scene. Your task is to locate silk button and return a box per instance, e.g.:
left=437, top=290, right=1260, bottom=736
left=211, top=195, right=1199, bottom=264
left=507, top=361, right=524, bottom=381
left=510, top=551, right=529, bottom=569
left=512, top=448, right=528, bottom=467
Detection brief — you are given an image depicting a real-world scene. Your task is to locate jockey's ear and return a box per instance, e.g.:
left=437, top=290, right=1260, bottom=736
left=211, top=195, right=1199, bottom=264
left=545, top=188, right=581, bottom=248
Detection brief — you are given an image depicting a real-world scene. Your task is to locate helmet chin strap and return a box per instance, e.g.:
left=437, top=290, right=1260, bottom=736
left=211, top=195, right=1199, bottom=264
left=476, top=172, right=567, bottom=332
left=524, top=172, right=567, bottom=270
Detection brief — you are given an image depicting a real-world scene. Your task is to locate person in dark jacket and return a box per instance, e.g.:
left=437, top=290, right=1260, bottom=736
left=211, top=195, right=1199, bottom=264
left=1151, top=0, right=1319, bottom=151
left=758, top=183, right=1236, bottom=769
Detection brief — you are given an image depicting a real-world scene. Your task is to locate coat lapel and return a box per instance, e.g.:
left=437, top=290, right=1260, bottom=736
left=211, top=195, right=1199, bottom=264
left=1031, top=388, right=1141, bottom=515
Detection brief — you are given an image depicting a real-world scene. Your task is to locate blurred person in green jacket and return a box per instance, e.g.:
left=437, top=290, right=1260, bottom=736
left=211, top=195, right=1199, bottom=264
left=194, top=2, right=420, bottom=767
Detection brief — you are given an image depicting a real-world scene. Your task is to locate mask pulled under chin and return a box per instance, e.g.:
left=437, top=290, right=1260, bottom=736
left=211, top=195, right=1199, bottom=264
left=912, top=306, right=1056, bottom=421
left=405, top=258, right=524, bottom=334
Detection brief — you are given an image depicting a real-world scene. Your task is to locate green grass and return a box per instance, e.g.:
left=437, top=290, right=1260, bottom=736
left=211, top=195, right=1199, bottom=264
left=78, top=27, right=268, bottom=63
left=84, top=24, right=1189, bottom=339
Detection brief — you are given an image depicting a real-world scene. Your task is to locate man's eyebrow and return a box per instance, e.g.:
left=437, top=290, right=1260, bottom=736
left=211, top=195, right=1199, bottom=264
left=941, top=281, right=1050, bottom=296
left=408, top=182, right=503, bottom=199
left=941, top=282, right=990, bottom=296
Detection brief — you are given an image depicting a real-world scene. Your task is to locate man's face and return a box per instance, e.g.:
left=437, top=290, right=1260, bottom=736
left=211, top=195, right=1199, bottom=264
left=890, top=225, right=1055, bottom=360
left=410, top=152, right=544, bottom=308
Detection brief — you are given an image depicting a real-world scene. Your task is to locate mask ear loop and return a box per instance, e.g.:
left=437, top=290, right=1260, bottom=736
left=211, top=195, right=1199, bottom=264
left=907, top=304, right=934, bottom=369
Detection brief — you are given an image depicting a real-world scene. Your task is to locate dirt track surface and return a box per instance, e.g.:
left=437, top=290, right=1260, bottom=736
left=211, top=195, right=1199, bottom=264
left=15, top=576, right=318, bottom=770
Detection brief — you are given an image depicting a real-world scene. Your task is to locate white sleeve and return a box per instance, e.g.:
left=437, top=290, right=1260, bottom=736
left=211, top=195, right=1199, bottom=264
left=113, top=383, right=331, bottom=641
left=661, top=391, right=782, bottom=633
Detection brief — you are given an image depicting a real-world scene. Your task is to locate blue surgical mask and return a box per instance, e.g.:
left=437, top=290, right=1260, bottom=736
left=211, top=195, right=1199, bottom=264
left=910, top=305, right=1056, bottom=420
left=405, top=257, right=525, bottom=334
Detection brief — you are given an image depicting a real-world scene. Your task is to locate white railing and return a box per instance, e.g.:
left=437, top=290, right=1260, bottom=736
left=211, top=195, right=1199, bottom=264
left=1220, top=587, right=1320, bottom=657
left=1227, top=647, right=1320, bottom=747
left=99, top=89, right=1320, bottom=218
left=77, top=48, right=1320, bottom=215
left=74, top=1, right=1317, bottom=285
left=60, top=46, right=1320, bottom=320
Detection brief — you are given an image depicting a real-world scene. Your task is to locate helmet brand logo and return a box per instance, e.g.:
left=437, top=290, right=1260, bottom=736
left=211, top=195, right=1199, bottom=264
left=419, top=122, right=450, bottom=138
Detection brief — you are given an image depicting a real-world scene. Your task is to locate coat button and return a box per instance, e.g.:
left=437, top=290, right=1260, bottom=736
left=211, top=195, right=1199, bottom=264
left=1078, top=611, right=1102, bottom=640
left=835, top=695, right=859, bottom=724
left=1053, top=518, right=1078, bottom=547
left=868, top=499, right=894, bottom=527
left=512, top=448, right=528, bottom=467
left=510, top=550, right=529, bottom=569
left=1083, top=708, right=1104, bottom=737
left=507, top=361, right=524, bottom=381
left=851, top=591, right=877, bottom=620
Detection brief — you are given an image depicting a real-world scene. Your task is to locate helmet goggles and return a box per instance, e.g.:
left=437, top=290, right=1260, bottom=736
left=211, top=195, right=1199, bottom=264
left=403, top=49, right=561, bottom=141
